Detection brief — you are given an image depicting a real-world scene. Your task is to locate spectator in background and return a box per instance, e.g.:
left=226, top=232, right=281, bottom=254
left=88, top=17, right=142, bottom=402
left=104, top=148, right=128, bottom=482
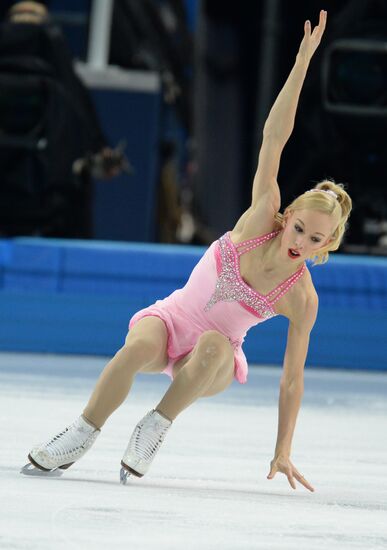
left=110, top=0, right=194, bottom=135
left=0, top=1, right=126, bottom=238
left=157, top=141, right=182, bottom=243
left=110, top=0, right=200, bottom=244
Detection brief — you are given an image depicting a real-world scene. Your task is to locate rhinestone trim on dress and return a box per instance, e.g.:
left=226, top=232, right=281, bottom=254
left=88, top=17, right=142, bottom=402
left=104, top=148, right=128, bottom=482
left=204, top=231, right=305, bottom=319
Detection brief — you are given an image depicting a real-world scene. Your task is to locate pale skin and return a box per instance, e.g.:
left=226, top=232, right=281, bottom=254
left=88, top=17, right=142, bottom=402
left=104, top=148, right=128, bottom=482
left=83, top=9, right=330, bottom=493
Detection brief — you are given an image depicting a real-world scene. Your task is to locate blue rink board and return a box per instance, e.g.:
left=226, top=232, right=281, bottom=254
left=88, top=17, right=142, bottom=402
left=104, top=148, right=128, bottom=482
left=0, top=237, right=386, bottom=371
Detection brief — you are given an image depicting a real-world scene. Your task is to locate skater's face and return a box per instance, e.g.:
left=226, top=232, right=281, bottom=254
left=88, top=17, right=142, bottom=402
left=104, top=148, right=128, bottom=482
left=281, top=209, right=334, bottom=262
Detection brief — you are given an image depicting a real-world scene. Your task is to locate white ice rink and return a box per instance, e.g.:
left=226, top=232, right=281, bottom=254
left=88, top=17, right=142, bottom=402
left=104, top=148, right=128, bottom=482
left=1, top=352, right=386, bottom=550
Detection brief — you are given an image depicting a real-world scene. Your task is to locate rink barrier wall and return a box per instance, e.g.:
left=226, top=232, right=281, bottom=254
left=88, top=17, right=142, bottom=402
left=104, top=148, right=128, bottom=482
left=0, top=237, right=386, bottom=372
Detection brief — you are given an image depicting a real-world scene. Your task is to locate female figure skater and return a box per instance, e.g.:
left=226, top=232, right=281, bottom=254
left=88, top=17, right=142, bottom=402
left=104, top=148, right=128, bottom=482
left=26, top=10, right=352, bottom=491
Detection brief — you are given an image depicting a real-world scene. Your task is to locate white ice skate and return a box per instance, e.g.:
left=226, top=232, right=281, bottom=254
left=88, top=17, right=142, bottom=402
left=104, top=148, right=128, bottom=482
left=120, top=409, right=172, bottom=485
left=21, top=416, right=100, bottom=477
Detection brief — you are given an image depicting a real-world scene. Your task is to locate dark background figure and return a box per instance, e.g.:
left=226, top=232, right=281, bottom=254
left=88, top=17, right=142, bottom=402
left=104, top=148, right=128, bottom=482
left=109, top=0, right=195, bottom=244
left=0, top=0, right=124, bottom=238
left=157, top=140, right=183, bottom=244
left=110, top=0, right=194, bottom=136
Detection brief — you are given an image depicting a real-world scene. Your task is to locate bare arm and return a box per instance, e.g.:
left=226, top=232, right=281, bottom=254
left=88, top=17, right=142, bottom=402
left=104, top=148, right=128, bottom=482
left=250, top=10, right=327, bottom=209
left=233, top=11, right=327, bottom=235
left=249, top=54, right=308, bottom=208
left=274, top=319, right=311, bottom=458
left=267, top=291, right=319, bottom=492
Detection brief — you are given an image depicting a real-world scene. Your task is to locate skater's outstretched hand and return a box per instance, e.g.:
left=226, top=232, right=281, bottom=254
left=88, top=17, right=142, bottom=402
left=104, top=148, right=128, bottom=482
left=297, top=9, right=327, bottom=66
left=267, top=455, right=315, bottom=492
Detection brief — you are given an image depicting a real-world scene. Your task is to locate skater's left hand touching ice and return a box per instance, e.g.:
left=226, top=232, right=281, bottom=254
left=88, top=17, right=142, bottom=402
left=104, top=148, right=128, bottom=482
left=267, top=455, right=315, bottom=492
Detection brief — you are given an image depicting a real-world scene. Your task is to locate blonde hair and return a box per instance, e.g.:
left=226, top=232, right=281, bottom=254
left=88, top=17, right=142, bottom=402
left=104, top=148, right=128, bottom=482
left=274, top=179, right=353, bottom=266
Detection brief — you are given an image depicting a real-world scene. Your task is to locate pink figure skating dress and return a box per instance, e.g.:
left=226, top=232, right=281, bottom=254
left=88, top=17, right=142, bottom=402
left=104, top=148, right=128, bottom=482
left=129, top=229, right=305, bottom=384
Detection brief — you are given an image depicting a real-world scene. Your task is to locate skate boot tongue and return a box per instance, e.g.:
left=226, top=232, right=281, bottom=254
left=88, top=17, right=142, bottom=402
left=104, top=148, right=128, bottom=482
left=28, top=415, right=100, bottom=472
left=121, top=409, right=172, bottom=478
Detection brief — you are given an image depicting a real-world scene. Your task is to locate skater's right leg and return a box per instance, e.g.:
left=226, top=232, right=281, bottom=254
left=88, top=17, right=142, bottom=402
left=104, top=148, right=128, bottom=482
left=28, top=316, right=169, bottom=472
left=83, top=316, right=169, bottom=429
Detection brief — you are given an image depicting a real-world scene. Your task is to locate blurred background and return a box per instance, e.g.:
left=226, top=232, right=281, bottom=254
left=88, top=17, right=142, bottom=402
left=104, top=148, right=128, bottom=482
left=0, top=0, right=387, bottom=255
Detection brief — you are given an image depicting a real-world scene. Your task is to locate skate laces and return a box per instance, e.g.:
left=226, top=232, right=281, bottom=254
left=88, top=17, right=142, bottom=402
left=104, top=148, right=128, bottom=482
left=131, top=411, right=171, bottom=463
left=44, top=417, right=98, bottom=460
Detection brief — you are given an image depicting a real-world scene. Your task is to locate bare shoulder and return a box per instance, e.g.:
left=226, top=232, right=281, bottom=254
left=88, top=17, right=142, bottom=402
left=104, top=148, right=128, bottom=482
left=283, top=266, right=319, bottom=331
left=231, top=193, right=281, bottom=243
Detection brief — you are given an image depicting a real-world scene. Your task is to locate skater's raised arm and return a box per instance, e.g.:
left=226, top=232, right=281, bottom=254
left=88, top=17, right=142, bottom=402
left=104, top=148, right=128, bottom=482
left=250, top=10, right=327, bottom=210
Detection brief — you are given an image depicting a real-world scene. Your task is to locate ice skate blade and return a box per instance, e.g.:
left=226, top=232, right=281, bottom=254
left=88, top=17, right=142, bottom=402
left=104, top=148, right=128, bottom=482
left=119, top=462, right=144, bottom=485
left=20, top=463, right=64, bottom=477
left=120, top=460, right=143, bottom=479
left=120, top=466, right=130, bottom=485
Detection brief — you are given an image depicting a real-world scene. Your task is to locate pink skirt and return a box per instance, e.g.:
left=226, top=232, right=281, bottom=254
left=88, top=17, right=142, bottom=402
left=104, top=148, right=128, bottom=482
left=129, top=301, right=248, bottom=384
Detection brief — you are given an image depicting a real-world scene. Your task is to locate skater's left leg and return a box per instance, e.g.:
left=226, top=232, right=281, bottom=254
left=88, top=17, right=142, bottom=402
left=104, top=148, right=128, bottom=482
left=121, top=330, right=234, bottom=483
left=121, top=330, right=234, bottom=478
left=155, top=330, right=235, bottom=421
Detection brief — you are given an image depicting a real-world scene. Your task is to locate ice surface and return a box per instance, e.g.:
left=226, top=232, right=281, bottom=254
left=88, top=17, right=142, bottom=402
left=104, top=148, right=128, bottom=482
left=0, top=352, right=386, bottom=550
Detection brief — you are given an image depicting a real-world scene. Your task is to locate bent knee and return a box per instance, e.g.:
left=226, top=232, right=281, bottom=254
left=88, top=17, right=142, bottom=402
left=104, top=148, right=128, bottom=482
left=122, top=333, right=166, bottom=366
left=194, top=330, right=233, bottom=369
left=197, top=330, right=233, bottom=355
